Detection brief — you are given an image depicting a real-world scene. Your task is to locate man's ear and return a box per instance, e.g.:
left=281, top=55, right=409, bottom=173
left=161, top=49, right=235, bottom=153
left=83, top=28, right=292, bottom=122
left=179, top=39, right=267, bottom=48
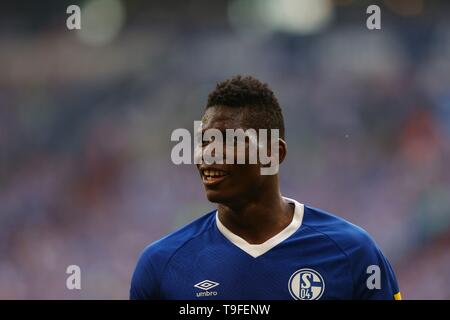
left=260, top=137, right=287, bottom=166
left=278, top=138, right=287, bottom=165
left=259, top=137, right=286, bottom=176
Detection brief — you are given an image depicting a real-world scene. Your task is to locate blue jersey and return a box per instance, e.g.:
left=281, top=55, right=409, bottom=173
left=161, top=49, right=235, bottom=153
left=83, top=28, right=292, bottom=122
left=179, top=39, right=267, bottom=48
left=130, top=198, right=401, bottom=300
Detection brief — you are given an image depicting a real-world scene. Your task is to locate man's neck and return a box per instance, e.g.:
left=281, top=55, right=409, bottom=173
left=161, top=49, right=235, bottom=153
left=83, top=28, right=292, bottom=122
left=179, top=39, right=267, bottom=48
left=217, top=185, right=294, bottom=245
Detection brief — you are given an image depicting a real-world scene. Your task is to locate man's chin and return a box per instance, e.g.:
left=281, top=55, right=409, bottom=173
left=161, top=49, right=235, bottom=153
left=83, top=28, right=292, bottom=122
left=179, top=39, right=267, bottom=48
left=205, top=190, right=231, bottom=204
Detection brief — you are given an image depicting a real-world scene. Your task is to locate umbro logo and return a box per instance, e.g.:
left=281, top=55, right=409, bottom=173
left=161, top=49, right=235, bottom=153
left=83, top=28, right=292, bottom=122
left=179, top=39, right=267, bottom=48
left=194, top=280, right=219, bottom=291
left=194, top=280, right=219, bottom=297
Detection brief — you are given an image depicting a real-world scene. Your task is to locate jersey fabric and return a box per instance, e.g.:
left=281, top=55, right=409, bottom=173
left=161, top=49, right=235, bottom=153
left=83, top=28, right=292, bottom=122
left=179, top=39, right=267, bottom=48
left=130, top=197, right=401, bottom=300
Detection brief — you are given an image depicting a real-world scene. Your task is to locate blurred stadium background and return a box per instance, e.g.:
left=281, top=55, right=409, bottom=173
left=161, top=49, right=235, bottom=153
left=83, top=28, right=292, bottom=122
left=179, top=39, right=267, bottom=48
left=0, top=0, right=449, bottom=299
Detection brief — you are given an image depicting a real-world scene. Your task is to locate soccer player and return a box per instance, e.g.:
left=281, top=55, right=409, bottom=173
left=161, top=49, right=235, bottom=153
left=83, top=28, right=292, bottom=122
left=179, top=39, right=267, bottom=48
left=130, top=76, right=401, bottom=300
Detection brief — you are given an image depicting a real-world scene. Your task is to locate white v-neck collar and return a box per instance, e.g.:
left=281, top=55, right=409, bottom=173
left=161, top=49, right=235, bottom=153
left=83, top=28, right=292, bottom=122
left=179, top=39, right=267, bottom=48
left=215, top=197, right=304, bottom=258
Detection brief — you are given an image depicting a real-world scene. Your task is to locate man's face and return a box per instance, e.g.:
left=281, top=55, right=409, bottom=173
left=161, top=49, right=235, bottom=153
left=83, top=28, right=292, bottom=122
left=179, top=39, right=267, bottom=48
left=197, top=105, right=266, bottom=206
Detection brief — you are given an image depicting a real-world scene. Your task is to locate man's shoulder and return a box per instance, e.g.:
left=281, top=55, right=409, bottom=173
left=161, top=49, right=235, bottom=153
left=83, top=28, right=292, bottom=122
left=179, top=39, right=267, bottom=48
left=301, top=205, right=379, bottom=257
left=137, top=209, right=216, bottom=267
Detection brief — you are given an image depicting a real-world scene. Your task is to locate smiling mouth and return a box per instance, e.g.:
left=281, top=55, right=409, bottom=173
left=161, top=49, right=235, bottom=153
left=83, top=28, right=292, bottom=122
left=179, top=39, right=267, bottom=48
left=201, top=169, right=229, bottom=186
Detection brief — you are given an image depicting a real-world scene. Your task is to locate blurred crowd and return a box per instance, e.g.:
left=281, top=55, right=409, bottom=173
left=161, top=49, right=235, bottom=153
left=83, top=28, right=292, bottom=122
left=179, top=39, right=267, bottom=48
left=0, top=0, right=449, bottom=299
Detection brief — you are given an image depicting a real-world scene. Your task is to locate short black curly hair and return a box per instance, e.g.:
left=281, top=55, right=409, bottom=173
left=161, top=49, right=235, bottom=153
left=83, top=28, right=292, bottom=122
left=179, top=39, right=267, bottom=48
left=206, top=75, right=285, bottom=139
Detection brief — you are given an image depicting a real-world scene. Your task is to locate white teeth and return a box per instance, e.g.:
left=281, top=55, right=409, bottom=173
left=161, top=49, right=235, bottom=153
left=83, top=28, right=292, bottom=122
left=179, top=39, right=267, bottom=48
left=203, top=169, right=226, bottom=178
